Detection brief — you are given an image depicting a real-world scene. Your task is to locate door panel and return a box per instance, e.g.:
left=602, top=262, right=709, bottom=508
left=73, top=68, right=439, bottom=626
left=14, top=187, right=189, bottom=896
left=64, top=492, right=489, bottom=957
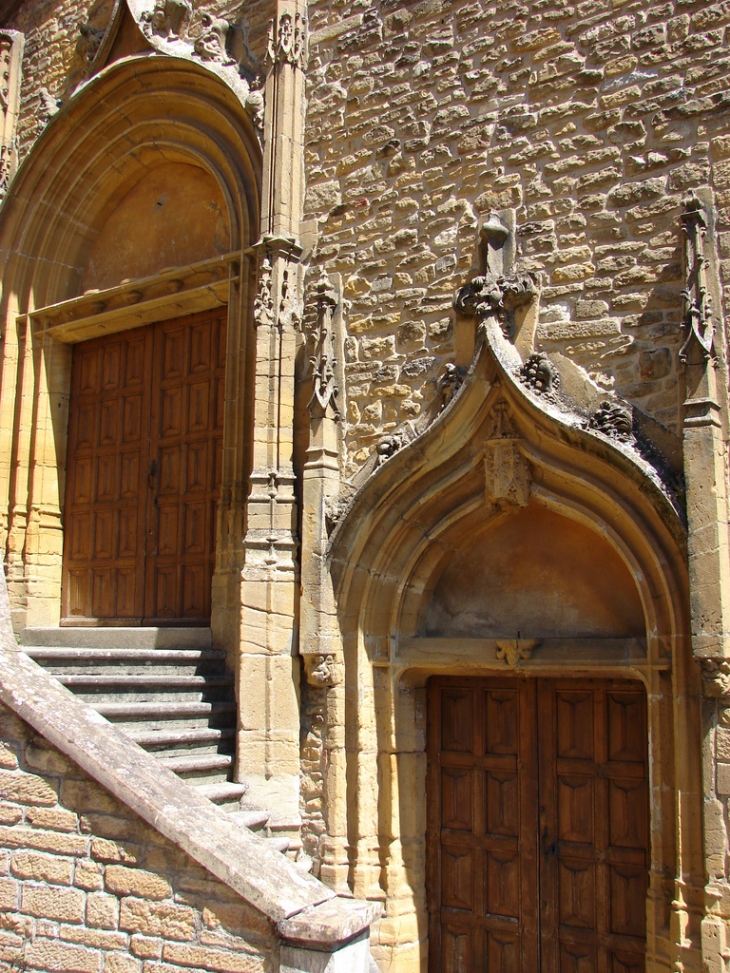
left=428, top=678, right=540, bottom=973
left=62, top=308, right=226, bottom=624
left=428, top=677, right=648, bottom=973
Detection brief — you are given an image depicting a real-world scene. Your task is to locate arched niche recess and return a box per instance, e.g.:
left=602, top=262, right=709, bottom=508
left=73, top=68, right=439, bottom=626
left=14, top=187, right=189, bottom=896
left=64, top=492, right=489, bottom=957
left=0, top=54, right=261, bottom=643
left=326, top=321, right=701, bottom=972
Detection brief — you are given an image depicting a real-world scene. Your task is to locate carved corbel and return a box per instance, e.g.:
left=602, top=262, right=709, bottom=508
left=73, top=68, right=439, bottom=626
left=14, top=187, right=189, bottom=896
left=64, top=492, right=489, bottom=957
left=698, top=658, right=730, bottom=698
left=483, top=400, right=531, bottom=507
left=304, top=653, right=342, bottom=687
left=308, top=268, right=339, bottom=417
left=679, top=193, right=714, bottom=365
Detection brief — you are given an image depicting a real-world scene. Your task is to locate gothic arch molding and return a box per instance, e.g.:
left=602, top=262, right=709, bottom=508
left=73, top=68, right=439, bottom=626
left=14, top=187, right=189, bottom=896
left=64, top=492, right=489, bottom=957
left=325, top=321, right=700, bottom=971
left=0, top=54, right=261, bottom=635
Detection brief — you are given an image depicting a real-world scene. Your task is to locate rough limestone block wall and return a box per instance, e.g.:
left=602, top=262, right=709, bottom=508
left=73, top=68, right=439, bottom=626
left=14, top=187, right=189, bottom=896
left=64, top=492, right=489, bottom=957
left=0, top=702, right=277, bottom=973
left=304, top=0, right=730, bottom=479
left=6, top=0, right=272, bottom=162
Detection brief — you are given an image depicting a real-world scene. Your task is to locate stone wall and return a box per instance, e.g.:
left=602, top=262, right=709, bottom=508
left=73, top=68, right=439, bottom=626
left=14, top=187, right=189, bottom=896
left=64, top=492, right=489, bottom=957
left=304, top=0, right=730, bottom=478
left=0, top=702, right=277, bottom=973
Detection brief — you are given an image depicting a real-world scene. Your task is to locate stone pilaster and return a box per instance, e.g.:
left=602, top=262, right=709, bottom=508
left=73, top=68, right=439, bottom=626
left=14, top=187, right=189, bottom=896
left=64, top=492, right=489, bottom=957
left=679, top=193, right=730, bottom=973
left=237, top=0, right=308, bottom=821
left=299, top=268, right=350, bottom=889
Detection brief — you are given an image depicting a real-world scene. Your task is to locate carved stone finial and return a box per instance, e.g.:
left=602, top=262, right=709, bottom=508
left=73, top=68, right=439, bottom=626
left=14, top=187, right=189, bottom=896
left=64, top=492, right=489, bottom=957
left=480, top=212, right=509, bottom=276
left=589, top=400, right=634, bottom=442
left=496, top=639, right=541, bottom=667
left=308, top=268, right=339, bottom=417
left=76, top=22, right=104, bottom=62
left=193, top=13, right=234, bottom=64
left=437, top=363, right=466, bottom=412
left=455, top=271, right=537, bottom=339
left=679, top=193, right=714, bottom=365
left=266, top=12, right=309, bottom=70
left=253, top=255, right=274, bottom=329
left=519, top=352, right=560, bottom=398
left=698, top=657, right=730, bottom=698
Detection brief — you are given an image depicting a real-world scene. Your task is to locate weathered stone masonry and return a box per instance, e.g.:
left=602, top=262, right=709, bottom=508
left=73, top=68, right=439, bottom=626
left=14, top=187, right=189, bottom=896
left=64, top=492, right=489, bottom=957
left=0, top=702, right=277, bottom=973
left=304, top=0, right=730, bottom=476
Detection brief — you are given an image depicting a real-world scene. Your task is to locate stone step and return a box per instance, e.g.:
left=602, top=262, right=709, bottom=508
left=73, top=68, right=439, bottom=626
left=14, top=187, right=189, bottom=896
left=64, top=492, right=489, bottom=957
left=159, top=753, right=233, bottom=775
left=197, top=781, right=248, bottom=806
left=56, top=674, right=229, bottom=691
left=226, top=809, right=271, bottom=830
left=266, top=836, right=290, bottom=854
left=22, top=649, right=226, bottom=675
left=20, top=627, right=212, bottom=650
left=94, top=700, right=236, bottom=721
left=126, top=726, right=235, bottom=750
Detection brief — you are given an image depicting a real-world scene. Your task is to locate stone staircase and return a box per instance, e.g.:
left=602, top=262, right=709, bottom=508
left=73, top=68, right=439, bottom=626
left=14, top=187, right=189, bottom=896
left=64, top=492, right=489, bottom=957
left=19, top=627, right=306, bottom=866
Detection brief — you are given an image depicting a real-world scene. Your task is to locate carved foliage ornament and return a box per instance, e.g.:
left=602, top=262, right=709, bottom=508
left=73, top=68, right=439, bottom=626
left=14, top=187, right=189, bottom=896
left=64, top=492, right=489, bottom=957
left=589, top=400, right=634, bottom=442
left=496, top=639, right=541, bottom=667
left=679, top=193, right=714, bottom=364
left=267, top=12, right=308, bottom=70
left=455, top=271, right=537, bottom=339
left=437, top=363, right=466, bottom=412
left=519, top=352, right=560, bottom=398
left=141, top=0, right=192, bottom=41
left=308, top=268, right=339, bottom=416
left=77, top=22, right=104, bottom=63
left=194, top=13, right=235, bottom=65
left=254, top=255, right=274, bottom=329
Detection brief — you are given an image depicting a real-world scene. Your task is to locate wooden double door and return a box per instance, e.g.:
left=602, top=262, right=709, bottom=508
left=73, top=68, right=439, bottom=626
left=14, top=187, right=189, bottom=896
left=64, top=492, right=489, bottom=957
left=62, top=308, right=226, bottom=625
left=428, top=677, right=649, bottom=973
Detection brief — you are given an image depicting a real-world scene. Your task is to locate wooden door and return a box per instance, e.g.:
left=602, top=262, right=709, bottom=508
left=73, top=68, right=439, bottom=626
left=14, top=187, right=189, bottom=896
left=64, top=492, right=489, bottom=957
left=427, top=677, right=649, bottom=973
left=62, top=308, right=226, bottom=625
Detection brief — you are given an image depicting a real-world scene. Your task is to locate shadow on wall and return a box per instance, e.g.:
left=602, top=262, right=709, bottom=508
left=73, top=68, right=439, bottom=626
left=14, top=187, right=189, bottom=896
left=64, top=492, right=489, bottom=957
left=424, top=502, right=645, bottom=640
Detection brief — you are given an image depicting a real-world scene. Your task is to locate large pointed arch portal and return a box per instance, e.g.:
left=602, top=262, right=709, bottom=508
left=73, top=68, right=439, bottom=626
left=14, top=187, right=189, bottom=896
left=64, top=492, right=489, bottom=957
left=0, top=52, right=261, bottom=645
left=322, top=312, right=700, bottom=972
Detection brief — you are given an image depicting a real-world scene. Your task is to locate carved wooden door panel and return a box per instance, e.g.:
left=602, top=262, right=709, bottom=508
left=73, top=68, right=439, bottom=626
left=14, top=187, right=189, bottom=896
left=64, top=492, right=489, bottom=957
left=62, top=308, right=226, bottom=624
left=427, top=677, right=648, bottom=973
left=144, top=312, right=226, bottom=623
left=538, top=681, right=649, bottom=973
